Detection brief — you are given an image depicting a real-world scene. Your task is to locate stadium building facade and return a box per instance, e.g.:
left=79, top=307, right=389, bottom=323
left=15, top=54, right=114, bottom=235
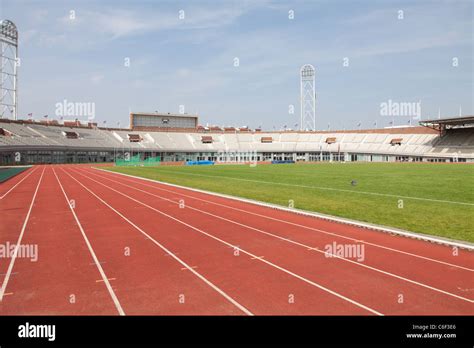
left=0, top=115, right=473, bottom=165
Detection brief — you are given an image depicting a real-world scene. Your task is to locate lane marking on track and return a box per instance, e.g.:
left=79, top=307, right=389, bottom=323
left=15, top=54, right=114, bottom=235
left=71, top=168, right=382, bottom=316
left=61, top=168, right=253, bottom=316
left=114, top=167, right=474, bottom=206
left=89, top=261, right=106, bottom=266
left=251, top=256, right=265, bottom=260
left=82, top=168, right=474, bottom=303
left=0, top=167, right=44, bottom=301
left=181, top=266, right=198, bottom=271
left=94, top=168, right=474, bottom=268
left=53, top=168, right=125, bottom=316
left=0, top=167, right=37, bottom=200
left=96, top=278, right=116, bottom=283
left=0, top=272, right=18, bottom=277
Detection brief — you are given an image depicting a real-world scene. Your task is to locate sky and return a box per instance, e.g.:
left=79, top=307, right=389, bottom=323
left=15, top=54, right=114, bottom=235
left=0, top=0, right=472, bottom=130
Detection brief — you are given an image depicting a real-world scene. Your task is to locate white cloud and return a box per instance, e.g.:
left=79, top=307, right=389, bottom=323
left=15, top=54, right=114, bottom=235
left=37, top=32, right=67, bottom=47
left=19, top=29, right=38, bottom=44
left=90, top=74, right=104, bottom=84
left=177, top=68, right=191, bottom=77
left=62, top=4, right=255, bottom=40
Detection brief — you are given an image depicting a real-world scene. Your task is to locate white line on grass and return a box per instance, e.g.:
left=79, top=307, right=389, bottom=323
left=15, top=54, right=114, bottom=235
left=82, top=168, right=474, bottom=303
left=70, top=167, right=383, bottom=316
left=0, top=167, right=37, bottom=200
left=93, top=167, right=474, bottom=267
left=140, top=168, right=474, bottom=206
left=53, top=167, right=125, bottom=315
left=61, top=167, right=253, bottom=316
left=0, top=167, right=44, bottom=301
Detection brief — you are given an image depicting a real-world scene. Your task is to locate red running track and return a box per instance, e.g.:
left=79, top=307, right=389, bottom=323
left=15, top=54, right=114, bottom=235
left=0, top=164, right=472, bottom=315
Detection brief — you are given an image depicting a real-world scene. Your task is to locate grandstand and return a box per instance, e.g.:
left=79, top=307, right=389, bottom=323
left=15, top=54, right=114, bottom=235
left=130, top=112, right=198, bottom=131
left=0, top=115, right=473, bottom=165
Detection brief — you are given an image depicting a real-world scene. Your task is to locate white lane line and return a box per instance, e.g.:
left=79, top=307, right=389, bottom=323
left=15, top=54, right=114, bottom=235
left=61, top=168, right=252, bottom=316
left=82, top=168, right=474, bottom=303
left=114, top=167, right=474, bottom=206
left=90, top=168, right=474, bottom=270
left=181, top=266, right=198, bottom=271
left=0, top=167, right=44, bottom=301
left=94, top=167, right=474, bottom=268
left=53, top=167, right=125, bottom=316
left=0, top=167, right=37, bottom=200
left=71, top=168, right=382, bottom=316
left=251, top=256, right=265, bottom=260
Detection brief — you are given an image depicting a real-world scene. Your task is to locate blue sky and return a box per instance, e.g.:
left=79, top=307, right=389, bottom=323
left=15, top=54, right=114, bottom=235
left=1, top=0, right=472, bottom=130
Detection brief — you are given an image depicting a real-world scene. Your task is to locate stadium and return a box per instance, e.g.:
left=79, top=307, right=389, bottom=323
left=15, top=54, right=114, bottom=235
left=0, top=113, right=474, bottom=165
left=0, top=1, right=473, bottom=344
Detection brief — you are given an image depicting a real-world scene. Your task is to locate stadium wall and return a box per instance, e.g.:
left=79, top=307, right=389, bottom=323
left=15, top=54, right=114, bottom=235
left=0, top=120, right=473, bottom=165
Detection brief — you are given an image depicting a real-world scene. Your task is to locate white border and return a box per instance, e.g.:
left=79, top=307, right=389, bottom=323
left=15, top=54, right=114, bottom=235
left=95, top=167, right=474, bottom=251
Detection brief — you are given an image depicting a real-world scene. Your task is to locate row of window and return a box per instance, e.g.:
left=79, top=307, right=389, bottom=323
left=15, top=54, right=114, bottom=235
left=0, top=151, right=470, bottom=165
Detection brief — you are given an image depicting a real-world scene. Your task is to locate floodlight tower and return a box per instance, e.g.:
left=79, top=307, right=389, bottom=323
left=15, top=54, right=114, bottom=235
left=300, top=64, right=316, bottom=131
left=0, top=20, right=18, bottom=120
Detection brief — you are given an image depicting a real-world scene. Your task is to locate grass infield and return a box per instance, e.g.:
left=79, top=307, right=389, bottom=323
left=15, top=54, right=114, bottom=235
left=105, top=163, right=474, bottom=243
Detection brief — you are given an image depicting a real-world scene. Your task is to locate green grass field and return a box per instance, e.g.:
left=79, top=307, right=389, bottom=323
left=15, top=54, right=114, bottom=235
left=105, top=163, right=474, bottom=243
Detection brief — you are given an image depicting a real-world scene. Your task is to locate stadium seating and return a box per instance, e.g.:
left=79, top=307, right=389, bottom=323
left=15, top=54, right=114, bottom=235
left=0, top=120, right=473, bottom=163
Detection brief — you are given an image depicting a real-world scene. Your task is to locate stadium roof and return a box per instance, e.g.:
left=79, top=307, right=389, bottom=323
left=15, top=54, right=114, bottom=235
left=419, top=116, right=474, bottom=130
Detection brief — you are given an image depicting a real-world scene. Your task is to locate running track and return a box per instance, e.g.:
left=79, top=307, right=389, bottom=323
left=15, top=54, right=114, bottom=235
left=0, top=165, right=473, bottom=315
